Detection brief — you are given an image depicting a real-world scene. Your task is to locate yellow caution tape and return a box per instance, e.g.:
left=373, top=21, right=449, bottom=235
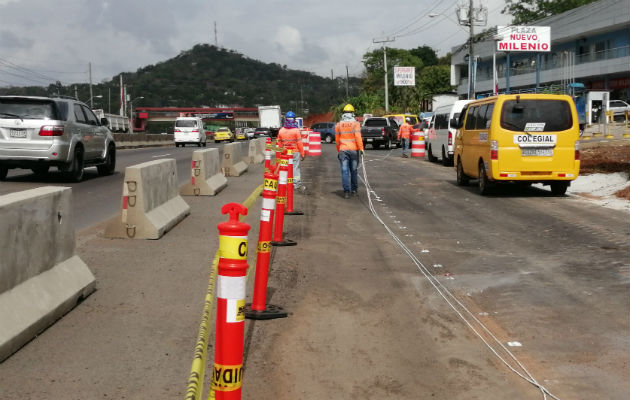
left=211, top=363, right=243, bottom=392
left=257, top=241, right=271, bottom=253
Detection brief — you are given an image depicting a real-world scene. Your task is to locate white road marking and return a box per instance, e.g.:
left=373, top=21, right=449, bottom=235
left=152, top=153, right=171, bottom=158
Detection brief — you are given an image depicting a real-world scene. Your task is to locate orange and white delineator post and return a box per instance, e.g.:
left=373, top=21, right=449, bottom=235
left=244, top=172, right=288, bottom=320
left=271, top=152, right=297, bottom=247
left=264, top=137, right=273, bottom=172
left=285, top=149, right=304, bottom=216
left=211, top=203, right=251, bottom=399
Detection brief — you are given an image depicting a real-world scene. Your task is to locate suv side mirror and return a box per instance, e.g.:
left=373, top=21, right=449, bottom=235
left=101, top=117, right=109, bottom=127
left=449, top=118, right=459, bottom=129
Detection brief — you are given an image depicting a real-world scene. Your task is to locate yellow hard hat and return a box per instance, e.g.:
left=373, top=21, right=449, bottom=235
left=343, top=104, right=355, bottom=113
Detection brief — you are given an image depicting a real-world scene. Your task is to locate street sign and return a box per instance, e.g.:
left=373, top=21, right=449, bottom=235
left=394, top=67, right=415, bottom=86
left=496, top=26, right=551, bottom=52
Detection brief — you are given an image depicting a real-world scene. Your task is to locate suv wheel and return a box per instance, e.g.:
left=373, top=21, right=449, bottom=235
left=65, top=147, right=85, bottom=182
left=97, top=145, right=116, bottom=176
left=384, top=138, right=392, bottom=150
left=0, top=166, right=8, bottom=181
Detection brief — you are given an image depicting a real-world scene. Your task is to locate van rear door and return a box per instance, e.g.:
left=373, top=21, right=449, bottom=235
left=494, top=97, right=578, bottom=176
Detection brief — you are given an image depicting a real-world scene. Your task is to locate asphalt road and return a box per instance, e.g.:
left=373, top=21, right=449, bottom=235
left=0, top=143, right=627, bottom=399
left=0, top=142, right=228, bottom=230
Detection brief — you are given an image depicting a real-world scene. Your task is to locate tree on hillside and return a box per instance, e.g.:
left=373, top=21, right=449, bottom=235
left=502, top=0, right=598, bottom=24
left=409, top=46, right=438, bottom=67
left=416, top=66, right=453, bottom=108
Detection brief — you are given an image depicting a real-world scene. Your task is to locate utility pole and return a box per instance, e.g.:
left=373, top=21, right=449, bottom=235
left=74, top=86, right=78, bottom=100
left=214, top=21, right=218, bottom=47
left=88, top=62, right=94, bottom=108
left=457, top=1, right=486, bottom=99
left=373, top=37, right=395, bottom=112
left=331, top=69, right=333, bottom=80
left=345, top=65, right=349, bottom=97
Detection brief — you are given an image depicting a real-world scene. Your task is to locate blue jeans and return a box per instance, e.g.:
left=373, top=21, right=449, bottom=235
left=338, top=150, right=359, bottom=192
left=401, top=138, right=410, bottom=156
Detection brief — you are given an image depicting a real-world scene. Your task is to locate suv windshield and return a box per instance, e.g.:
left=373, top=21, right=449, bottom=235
left=500, top=100, right=572, bottom=132
left=0, top=99, right=59, bottom=120
left=364, top=118, right=388, bottom=127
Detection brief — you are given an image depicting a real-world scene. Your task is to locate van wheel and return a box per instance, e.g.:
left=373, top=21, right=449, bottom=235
left=478, top=162, right=491, bottom=195
left=456, top=159, right=469, bottom=186
left=442, top=147, right=451, bottom=166
left=550, top=181, right=569, bottom=196
left=427, top=145, right=437, bottom=162
left=324, top=134, right=333, bottom=144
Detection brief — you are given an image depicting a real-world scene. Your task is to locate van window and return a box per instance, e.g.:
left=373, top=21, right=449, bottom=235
left=474, top=105, right=488, bottom=129
left=465, top=106, right=477, bottom=130
left=484, top=104, right=495, bottom=128
left=176, top=119, right=197, bottom=128
left=500, top=100, right=573, bottom=132
left=435, top=114, right=448, bottom=130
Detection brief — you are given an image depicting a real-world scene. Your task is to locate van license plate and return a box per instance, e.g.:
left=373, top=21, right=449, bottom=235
left=367, top=138, right=373, bottom=142
left=522, top=148, right=552, bottom=156
left=10, top=129, right=27, bottom=138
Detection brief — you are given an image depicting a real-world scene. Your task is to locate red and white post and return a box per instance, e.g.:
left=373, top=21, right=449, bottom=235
left=271, top=152, right=297, bottom=247
left=244, top=173, right=288, bottom=320
left=211, top=203, right=251, bottom=399
left=285, top=149, right=304, bottom=216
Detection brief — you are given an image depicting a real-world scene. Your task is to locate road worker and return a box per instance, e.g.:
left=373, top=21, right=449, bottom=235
left=277, top=111, right=306, bottom=191
left=397, top=117, right=414, bottom=158
left=335, top=104, right=364, bottom=199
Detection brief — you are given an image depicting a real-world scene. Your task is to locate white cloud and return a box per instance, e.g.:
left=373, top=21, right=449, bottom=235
left=273, top=26, right=303, bottom=56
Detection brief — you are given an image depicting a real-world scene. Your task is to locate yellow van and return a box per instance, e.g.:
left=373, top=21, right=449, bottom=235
left=383, top=114, right=419, bottom=127
left=452, top=94, right=580, bottom=195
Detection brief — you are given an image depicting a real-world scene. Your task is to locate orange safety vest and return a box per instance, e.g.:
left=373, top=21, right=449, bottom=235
left=277, top=127, right=304, bottom=157
left=335, top=120, right=364, bottom=152
left=397, top=123, right=413, bottom=140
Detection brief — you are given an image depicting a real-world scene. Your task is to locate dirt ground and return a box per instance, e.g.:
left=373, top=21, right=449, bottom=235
left=580, top=142, right=629, bottom=199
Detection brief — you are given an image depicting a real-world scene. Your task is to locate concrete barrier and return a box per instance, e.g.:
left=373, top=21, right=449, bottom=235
left=244, top=138, right=265, bottom=164
left=222, top=142, right=249, bottom=177
left=105, top=159, right=190, bottom=239
left=180, top=148, right=228, bottom=196
left=113, top=133, right=174, bottom=149
left=0, top=187, right=95, bottom=362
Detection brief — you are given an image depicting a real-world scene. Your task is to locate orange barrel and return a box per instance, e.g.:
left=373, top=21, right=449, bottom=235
left=301, top=129, right=310, bottom=156
left=308, top=131, right=322, bottom=156
left=411, top=133, right=425, bottom=158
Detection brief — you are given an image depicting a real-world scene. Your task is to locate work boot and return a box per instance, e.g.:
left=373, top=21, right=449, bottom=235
left=344, top=191, right=350, bottom=199
left=351, top=190, right=357, bottom=197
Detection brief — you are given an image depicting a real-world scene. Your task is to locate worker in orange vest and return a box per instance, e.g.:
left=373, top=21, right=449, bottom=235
left=335, top=104, right=364, bottom=199
left=277, top=111, right=306, bottom=191
left=397, top=117, right=414, bottom=158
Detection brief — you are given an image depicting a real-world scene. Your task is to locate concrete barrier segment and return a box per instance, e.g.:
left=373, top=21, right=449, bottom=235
left=244, top=139, right=264, bottom=164
left=180, top=148, right=228, bottom=196
left=222, top=143, right=249, bottom=177
left=104, top=159, right=190, bottom=239
left=0, top=187, right=95, bottom=362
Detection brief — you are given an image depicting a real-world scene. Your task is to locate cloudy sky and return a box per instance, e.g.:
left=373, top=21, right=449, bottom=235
left=0, top=0, right=511, bottom=88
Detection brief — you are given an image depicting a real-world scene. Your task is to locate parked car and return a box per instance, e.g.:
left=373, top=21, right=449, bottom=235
left=254, top=127, right=270, bottom=137
left=174, top=116, right=207, bottom=147
left=311, top=122, right=336, bottom=143
left=244, top=127, right=255, bottom=139
left=214, top=127, right=234, bottom=142
left=0, top=95, right=116, bottom=182
left=608, top=99, right=630, bottom=120
left=360, top=117, right=399, bottom=149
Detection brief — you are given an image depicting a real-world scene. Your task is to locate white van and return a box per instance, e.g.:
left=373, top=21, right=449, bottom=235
left=174, top=117, right=207, bottom=147
left=426, top=100, right=473, bottom=165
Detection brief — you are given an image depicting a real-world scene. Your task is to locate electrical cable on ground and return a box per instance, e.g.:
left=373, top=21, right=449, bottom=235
left=359, top=155, right=561, bottom=400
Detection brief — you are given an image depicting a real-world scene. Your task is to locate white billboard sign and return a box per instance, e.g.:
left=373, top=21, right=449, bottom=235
left=496, top=26, right=551, bottom=52
left=394, top=67, right=415, bottom=86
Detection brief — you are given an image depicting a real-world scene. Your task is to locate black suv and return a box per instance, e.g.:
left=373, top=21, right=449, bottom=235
left=311, top=122, right=336, bottom=143
left=254, top=127, right=271, bottom=137
left=0, top=95, right=116, bottom=181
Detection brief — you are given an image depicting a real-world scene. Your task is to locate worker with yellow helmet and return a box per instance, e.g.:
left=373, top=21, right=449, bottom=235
left=335, top=104, right=364, bottom=199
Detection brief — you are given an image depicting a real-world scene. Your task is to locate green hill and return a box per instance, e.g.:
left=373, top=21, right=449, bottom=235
left=0, top=44, right=361, bottom=117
